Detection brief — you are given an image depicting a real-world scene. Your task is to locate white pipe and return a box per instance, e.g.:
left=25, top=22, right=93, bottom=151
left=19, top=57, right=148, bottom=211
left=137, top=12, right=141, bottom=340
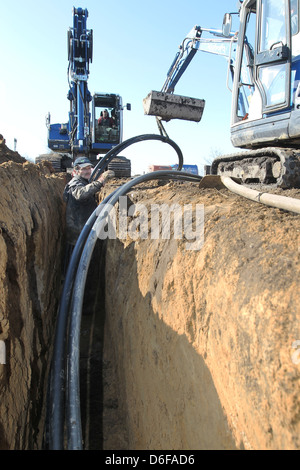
left=221, top=176, right=300, bottom=214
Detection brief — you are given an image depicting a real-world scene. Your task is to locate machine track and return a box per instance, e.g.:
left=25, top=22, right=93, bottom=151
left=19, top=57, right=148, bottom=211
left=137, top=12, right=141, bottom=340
left=107, top=156, right=131, bottom=178
left=36, top=153, right=72, bottom=172
left=210, top=147, right=300, bottom=189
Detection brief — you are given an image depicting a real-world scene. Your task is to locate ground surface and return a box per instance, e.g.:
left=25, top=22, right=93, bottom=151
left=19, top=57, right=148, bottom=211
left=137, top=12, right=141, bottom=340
left=102, top=177, right=300, bottom=449
left=0, top=143, right=300, bottom=449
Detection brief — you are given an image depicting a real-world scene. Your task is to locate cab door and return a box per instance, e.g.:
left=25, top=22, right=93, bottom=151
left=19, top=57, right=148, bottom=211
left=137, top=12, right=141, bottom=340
left=255, top=0, right=291, bottom=113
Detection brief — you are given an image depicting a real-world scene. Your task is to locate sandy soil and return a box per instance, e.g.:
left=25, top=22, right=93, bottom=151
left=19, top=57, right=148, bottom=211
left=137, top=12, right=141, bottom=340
left=0, top=141, right=299, bottom=449
left=102, top=178, right=300, bottom=449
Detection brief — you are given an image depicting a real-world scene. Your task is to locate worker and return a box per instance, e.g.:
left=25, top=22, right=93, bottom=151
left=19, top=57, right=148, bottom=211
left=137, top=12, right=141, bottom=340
left=98, top=109, right=115, bottom=127
left=63, top=156, right=114, bottom=269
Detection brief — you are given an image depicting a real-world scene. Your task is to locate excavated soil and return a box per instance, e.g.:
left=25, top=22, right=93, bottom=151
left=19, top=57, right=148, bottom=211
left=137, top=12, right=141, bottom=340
left=0, top=144, right=66, bottom=448
left=0, top=142, right=300, bottom=450
left=101, top=179, right=300, bottom=450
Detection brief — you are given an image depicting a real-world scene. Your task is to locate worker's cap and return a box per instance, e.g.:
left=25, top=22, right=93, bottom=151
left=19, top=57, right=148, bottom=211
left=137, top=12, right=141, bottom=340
left=74, top=156, right=93, bottom=168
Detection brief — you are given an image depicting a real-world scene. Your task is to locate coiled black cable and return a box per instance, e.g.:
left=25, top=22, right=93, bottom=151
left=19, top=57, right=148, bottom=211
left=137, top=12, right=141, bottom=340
left=47, top=134, right=196, bottom=450
left=66, top=170, right=202, bottom=449
left=89, top=133, right=183, bottom=182
left=48, top=190, right=118, bottom=450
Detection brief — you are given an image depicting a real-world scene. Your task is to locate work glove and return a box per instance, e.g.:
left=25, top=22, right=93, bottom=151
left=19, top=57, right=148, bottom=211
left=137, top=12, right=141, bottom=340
left=98, top=170, right=115, bottom=184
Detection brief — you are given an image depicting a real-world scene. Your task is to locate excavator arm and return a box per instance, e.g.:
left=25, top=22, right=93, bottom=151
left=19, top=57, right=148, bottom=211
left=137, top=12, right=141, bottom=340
left=67, top=7, right=93, bottom=151
left=143, top=23, right=238, bottom=126
left=162, top=25, right=237, bottom=94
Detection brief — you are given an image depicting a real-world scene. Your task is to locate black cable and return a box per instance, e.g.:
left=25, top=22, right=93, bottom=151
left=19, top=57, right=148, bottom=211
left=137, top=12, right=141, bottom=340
left=48, top=190, right=118, bottom=450
left=89, top=134, right=183, bottom=182
left=48, top=134, right=187, bottom=449
left=66, top=170, right=202, bottom=449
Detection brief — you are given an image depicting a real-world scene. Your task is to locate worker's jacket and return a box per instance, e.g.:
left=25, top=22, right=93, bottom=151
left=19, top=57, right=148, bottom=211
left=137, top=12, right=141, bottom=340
left=63, top=175, right=103, bottom=245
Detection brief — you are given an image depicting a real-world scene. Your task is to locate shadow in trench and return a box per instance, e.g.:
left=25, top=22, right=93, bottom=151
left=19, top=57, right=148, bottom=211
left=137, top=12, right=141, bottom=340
left=104, top=238, right=240, bottom=450
left=79, top=239, right=128, bottom=450
left=79, top=239, right=106, bottom=450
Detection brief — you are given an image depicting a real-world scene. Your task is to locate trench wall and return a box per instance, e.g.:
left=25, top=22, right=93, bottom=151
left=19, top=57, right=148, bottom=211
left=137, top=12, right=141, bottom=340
left=0, top=161, right=65, bottom=449
left=0, top=165, right=299, bottom=450
left=104, top=183, right=300, bottom=450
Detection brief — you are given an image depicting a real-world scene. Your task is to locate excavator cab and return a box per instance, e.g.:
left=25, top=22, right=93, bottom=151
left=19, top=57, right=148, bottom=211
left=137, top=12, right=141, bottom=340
left=211, top=0, right=300, bottom=187
left=91, top=93, right=131, bottom=155
left=230, top=0, right=298, bottom=149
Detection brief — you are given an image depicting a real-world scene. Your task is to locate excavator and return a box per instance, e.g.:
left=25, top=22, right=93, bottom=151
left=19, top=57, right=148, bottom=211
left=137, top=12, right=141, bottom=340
left=37, top=7, right=131, bottom=176
left=143, top=0, right=300, bottom=188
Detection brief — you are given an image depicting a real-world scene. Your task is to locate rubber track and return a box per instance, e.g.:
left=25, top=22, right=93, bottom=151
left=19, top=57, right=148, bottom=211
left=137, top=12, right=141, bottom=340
left=211, top=147, right=300, bottom=188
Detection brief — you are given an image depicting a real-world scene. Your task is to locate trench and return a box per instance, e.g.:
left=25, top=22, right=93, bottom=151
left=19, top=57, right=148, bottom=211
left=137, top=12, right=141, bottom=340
left=1, top=151, right=300, bottom=450
left=48, top=169, right=204, bottom=451
left=66, top=178, right=300, bottom=451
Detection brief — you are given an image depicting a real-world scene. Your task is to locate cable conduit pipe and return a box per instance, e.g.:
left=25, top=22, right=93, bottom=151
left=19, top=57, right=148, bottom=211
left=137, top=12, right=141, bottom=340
left=221, top=176, right=300, bottom=214
left=48, top=190, right=118, bottom=450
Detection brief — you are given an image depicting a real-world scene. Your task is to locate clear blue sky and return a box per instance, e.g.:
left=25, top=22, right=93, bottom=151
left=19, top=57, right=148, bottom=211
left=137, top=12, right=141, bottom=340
left=0, top=0, right=240, bottom=175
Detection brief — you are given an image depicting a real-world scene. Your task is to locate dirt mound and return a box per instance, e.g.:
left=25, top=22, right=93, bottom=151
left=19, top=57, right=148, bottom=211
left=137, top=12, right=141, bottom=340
left=0, top=142, right=27, bottom=164
left=102, top=179, right=300, bottom=450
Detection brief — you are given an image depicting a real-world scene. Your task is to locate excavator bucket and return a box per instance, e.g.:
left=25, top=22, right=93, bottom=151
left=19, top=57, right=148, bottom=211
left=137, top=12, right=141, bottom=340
left=143, top=91, right=205, bottom=122
left=199, top=175, right=226, bottom=189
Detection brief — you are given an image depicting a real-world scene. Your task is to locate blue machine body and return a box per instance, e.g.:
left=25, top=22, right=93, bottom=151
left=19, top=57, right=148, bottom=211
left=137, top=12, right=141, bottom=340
left=47, top=8, right=129, bottom=161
